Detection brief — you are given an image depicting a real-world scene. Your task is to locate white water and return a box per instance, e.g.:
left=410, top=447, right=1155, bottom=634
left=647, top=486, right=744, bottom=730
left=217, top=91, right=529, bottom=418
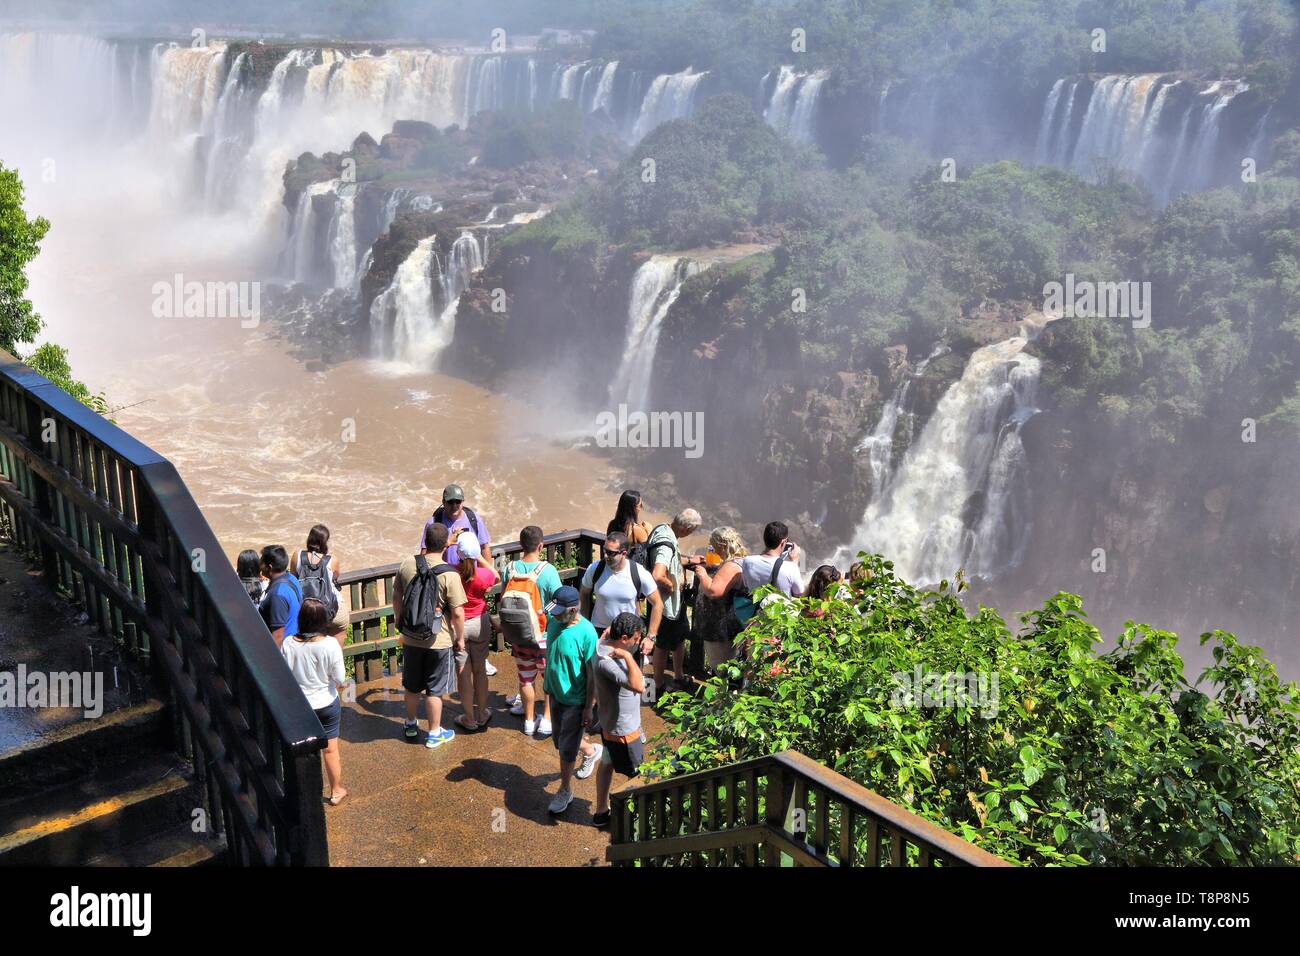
left=609, top=256, right=705, bottom=411
left=369, top=231, right=485, bottom=369
left=762, top=66, right=827, bottom=143
left=842, top=316, right=1055, bottom=582
left=1036, top=74, right=1250, bottom=203
left=854, top=345, right=946, bottom=496
left=631, top=68, right=708, bottom=141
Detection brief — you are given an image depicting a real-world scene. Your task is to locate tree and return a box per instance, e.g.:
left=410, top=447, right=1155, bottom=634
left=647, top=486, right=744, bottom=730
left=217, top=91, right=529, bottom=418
left=0, top=162, right=50, bottom=355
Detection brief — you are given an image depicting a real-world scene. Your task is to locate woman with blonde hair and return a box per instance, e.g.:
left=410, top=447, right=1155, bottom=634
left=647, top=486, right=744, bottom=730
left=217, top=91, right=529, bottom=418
left=689, top=526, right=749, bottom=670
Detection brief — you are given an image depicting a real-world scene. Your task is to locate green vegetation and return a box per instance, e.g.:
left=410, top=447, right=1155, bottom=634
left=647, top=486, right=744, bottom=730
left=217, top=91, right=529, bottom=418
left=477, top=101, right=587, bottom=169
left=649, top=557, right=1300, bottom=866
left=0, top=163, right=48, bottom=356
left=0, top=163, right=104, bottom=412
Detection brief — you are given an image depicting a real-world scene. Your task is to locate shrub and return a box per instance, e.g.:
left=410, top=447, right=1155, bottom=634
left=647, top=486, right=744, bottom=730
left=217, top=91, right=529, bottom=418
left=648, top=555, right=1300, bottom=866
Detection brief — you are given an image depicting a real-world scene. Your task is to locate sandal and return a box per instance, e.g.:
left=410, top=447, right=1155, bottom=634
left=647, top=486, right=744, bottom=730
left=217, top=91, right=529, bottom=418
left=478, top=709, right=494, bottom=729
left=326, top=789, right=348, bottom=806
left=454, top=713, right=480, bottom=732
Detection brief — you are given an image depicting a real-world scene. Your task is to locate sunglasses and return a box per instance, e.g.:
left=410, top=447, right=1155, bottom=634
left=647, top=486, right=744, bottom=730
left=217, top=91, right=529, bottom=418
left=603, top=548, right=625, bottom=558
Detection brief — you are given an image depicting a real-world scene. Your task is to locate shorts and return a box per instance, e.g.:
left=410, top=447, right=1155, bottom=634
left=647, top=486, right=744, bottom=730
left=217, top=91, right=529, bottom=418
left=401, top=644, right=457, bottom=696
left=601, top=734, right=644, bottom=777
left=456, top=615, right=491, bottom=670
left=549, top=698, right=587, bottom=763
left=655, top=610, right=691, bottom=651
left=314, top=697, right=341, bottom=740
left=512, top=644, right=547, bottom=684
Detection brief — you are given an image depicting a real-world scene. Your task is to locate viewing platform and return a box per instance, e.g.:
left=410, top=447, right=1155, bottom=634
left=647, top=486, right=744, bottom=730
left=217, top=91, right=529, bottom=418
left=0, top=349, right=1004, bottom=868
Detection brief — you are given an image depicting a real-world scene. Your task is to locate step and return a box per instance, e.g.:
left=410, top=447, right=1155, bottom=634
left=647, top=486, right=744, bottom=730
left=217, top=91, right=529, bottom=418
left=0, top=698, right=169, bottom=801
left=85, top=822, right=224, bottom=868
left=0, top=753, right=201, bottom=866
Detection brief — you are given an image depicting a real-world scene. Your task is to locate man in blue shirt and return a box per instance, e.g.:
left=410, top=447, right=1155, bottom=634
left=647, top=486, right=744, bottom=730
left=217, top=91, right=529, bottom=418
left=259, top=544, right=302, bottom=646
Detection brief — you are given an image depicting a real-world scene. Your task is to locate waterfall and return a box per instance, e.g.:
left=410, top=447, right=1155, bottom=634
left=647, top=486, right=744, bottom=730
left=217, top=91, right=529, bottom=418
left=631, top=68, right=708, bottom=141
left=762, top=66, right=826, bottom=143
left=283, top=179, right=337, bottom=284
left=854, top=346, right=946, bottom=497
left=370, top=231, right=485, bottom=368
left=842, top=316, right=1054, bottom=583
left=327, top=183, right=358, bottom=290
left=609, top=256, right=705, bottom=411
left=1035, top=74, right=1252, bottom=203
left=591, top=61, right=620, bottom=113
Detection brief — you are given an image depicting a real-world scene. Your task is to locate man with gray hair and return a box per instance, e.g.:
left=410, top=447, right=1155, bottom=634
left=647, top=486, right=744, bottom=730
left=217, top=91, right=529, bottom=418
left=649, top=508, right=701, bottom=694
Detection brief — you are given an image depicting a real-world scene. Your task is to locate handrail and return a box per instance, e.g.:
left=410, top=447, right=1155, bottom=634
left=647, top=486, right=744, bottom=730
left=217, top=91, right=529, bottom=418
left=335, top=528, right=607, bottom=678
left=0, top=349, right=328, bottom=866
left=607, top=749, right=1010, bottom=867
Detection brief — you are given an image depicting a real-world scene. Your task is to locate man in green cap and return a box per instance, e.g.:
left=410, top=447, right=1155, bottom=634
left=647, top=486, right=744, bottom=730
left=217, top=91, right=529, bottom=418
left=418, top=483, right=492, bottom=567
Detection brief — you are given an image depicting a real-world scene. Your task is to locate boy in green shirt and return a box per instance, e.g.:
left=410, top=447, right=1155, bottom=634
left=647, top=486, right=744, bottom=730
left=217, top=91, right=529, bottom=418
left=542, top=586, right=602, bottom=815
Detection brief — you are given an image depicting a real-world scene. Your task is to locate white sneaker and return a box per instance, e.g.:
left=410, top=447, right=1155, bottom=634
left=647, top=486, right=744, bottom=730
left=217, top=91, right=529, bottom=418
left=509, top=697, right=525, bottom=716
left=485, top=660, right=498, bottom=676
left=576, top=744, right=603, bottom=780
left=548, top=788, right=573, bottom=815
left=536, top=717, right=552, bottom=737
left=523, top=718, right=536, bottom=736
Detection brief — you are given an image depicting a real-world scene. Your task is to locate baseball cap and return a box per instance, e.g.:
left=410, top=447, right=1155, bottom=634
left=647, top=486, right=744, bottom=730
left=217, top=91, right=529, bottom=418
left=457, top=530, right=481, bottom=560
left=543, top=585, right=580, bottom=616
left=443, top=484, right=465, bottom=503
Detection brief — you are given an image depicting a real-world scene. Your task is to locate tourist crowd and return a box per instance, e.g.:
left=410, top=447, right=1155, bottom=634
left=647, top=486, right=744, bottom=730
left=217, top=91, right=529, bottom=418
left=236, top=485, right=838, bottom=821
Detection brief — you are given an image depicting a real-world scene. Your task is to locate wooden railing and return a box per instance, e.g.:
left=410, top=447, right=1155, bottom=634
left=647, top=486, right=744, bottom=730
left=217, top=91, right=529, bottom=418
left=607, top=750, right=1011, bottom=867
left=338, top=529, right=606, bottom=681
left=0, top=351, right=328, bottom=866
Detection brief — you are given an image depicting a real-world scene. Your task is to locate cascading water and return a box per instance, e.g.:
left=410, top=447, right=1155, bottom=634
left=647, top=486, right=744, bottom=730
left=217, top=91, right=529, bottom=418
left=369, top=231, right=485, bottom=368
left=841, top=315, right=1055, bottom=583
left=761, top=66, right=827, bottom=143
left=1036, top=74, right=1254, bottom=203
left=631, top=68, right=708, bottom=142
left=609, top=256, right=706, bottom=411
left=854, top=345, right=946, bottom=497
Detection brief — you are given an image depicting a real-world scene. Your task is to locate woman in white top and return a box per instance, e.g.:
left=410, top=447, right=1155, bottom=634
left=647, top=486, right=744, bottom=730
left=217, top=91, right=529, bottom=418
left=281, top=598, right=349, bottom=805
left=290, top=524, right=349, bottom=648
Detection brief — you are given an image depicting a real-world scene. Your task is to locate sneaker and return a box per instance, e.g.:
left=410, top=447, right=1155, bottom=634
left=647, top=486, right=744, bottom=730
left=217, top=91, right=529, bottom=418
left=506, top=693, right=520, bottom=706
left=575, top=744, right=603, bottom=780
left=403, top=720, right=419, bottom=739
left=425, top=727, right=455, bottom=749
left=548, top=788, right=573, bottom=815
left=485, top=660, right=498, bottom=677
left=536, top=717, right=552, bottom=737
left=523, top=718, right=536, bottom=736
left=509, top=697, right=525, bottom=716
left=592, top=810, right=611, bottom=828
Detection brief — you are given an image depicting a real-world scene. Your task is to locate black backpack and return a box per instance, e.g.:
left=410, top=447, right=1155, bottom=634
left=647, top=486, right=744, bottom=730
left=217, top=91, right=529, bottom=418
left=297, top=552, right=339, bottom=621
left=433, top=505, right=481, bottom=541
left=588, top=557, right=646, bottom=603
left=637, top=523, right=674, bottom=573
left=398, top=556, right=457, bottom=640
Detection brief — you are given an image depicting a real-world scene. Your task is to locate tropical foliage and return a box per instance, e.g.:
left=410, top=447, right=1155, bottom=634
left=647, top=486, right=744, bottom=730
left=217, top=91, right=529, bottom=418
left=647, top=556, right=1300, bottom=866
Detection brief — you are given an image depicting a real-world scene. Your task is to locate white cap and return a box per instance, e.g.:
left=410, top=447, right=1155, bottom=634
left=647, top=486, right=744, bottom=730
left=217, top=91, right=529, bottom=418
left=457, top=530, right=481, bottom=559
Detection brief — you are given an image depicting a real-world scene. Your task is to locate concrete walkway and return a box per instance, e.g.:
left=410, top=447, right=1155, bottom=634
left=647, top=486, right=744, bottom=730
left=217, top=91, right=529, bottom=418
left=325, top=652, right=669, bottom=867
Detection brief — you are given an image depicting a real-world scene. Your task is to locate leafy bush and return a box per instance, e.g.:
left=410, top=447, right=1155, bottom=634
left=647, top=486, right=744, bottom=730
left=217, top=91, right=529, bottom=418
left=647, top=555, right=1300, bottom=866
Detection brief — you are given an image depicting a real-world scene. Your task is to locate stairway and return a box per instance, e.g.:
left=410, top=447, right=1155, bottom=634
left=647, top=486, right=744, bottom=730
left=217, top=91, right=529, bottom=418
left=0, top=697, right=224, bottom=867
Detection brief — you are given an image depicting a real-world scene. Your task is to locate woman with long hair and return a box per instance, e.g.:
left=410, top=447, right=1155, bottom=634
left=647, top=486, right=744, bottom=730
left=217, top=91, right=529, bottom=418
left=281, top=598, right=348, bottom=805
left=691, top=526, right=749, bottom=670
left=452, top=530, right=499, bottom=732
left=606, top=490, right=651, bottom=545
left=290, top=524, right=348, bottom=648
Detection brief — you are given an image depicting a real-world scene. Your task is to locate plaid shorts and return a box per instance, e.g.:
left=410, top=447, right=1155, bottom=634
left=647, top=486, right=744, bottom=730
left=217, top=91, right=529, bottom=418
left=512, top=644, right=547, bottom=684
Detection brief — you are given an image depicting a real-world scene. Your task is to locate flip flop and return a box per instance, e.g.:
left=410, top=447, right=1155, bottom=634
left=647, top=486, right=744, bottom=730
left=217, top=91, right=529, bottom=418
left=478, top=709, right=494, bottom=728
left=454, top=713, right=480, bottom=732
left=326, top=790, right=348, bottom=806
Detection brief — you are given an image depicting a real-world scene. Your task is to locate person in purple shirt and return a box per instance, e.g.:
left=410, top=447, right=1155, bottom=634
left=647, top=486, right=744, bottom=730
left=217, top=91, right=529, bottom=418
left=418, top=484, right=492, bottom=567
